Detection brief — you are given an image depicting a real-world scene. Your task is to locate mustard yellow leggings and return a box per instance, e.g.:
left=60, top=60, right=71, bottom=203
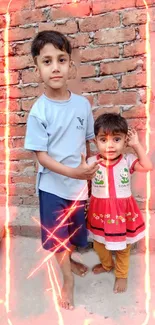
left=94, top=241, right=131, bottom=278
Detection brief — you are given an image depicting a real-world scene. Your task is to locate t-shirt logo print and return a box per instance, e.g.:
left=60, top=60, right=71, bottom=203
left=76, top=117, right=84, bottom=130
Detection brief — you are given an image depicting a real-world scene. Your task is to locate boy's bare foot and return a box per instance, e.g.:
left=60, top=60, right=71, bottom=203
left=70, top=258, right=88, bottom=277
left=59, top=275, right=74, bottom=310
left=113, top=278, right=127, bottom=293
left=92, top=263, right=113, bottom=274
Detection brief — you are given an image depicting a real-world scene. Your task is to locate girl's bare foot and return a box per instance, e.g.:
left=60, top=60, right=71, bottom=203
left=92, top=263, right=113, bottom=274
left=59, top=275, right=74, bottom=310
left=113, top=278, right=127, bottom=293
left=70, top=259, right=88, bottom=277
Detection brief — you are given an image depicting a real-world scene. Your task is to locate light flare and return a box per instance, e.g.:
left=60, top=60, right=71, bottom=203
left=142, top=1, right=152, bottom=325
left=47, top=261, right=64, bottom=325
left=27, top=225, right=81, bottom=279
left=32, top=216, right=71, bottom=252
left=4, top=0, right=13, bottom=315
left=83, top=319, right=93, bottom=325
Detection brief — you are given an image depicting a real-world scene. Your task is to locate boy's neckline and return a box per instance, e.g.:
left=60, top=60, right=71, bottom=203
left=97, top=154, right=122, bottom=167
left=43, top=90, right=72, bottom=103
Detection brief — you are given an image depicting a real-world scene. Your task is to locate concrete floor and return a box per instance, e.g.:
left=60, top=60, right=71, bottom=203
left=0, top=236, right=155, bottom=325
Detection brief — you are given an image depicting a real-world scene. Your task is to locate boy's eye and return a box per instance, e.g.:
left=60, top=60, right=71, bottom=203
left=43, top=60, right=51, bottom=65
left=100, top=138, right=106, bottom=142
left=59, top=58, right=66, bottom=63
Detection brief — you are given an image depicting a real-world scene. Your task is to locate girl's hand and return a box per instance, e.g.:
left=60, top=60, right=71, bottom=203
left=127, top=129, right=140, bottom=148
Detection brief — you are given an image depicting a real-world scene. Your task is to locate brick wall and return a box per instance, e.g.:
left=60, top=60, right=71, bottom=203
left=0, top=0, right=155, bottom=208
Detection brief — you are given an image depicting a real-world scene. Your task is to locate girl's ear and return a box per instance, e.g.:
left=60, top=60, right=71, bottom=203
left=124, top=135, right=128, bottom=147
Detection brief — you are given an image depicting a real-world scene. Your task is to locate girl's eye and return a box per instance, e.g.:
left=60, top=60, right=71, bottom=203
left=114, top=137, right=121, bottom=142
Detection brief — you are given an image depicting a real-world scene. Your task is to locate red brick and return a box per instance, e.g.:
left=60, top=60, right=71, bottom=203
left=22, top=196, right=38, bottom=205
left=127, top=118, right=146, bottom=130
left=0, top=175, right=11, bottom=183
left=21, top=99, right=36, bottom=111
left=0, top=195, right=23, bottom=206
left=9, top=55, right=33, bottom=70
left=98, top=92, right=137, bottom=105
left=123, top=40, right=145, bottom=57
left=93, top=106, right=120, bottom=120
left=39, top=21, right=78, bottom=34
left=10, top=126, right=26, bottom=137
left=0, top=113, right=27, bottom=125
left=122, top=105, right=146, bottom=118
left=35, top=0, right=71, bottom=8
left=0, top=72, right=19, bottom=86
left=122, top=72, right=146, bottom=88
left=8, top=161, right=36, bottom=174
left=138, top=25, right=146, bottom=39
left=0, top=0, right=31, bottom=14
left=92, top=0, right=136, bottom=15
left=68, top=34, right=90, bottom=48
left=10, top=9, right=46, bottom=27
left=10, top=138, right=25, bottom=148
left=2, top=27, right=36, bottom=42
left=0, top=43, right=22, bottom=57
left=9, top=85, right=43, bottom=99
left=100, top=58, right=141, bottom=75
left=10, top=113, right=28, bottom=125
left=14, top=42, right=32, bottom=56
left=0, top=15, right=5, bottom=28
left=84, top=95, right=95, bottom=107
left=80, top=46, right=119, bottom=63
left=95, top=27, right=136, bottom=45
left=122, top=9, right=147, bottom=25
left=8, top=184, right=35, bottom=196
left=79, top=13, right=120, bottom=32
left=11, top=176, right=36, bottom=184
left=136, top=0, right=155, bottom=6
left=79, top=65, right=96, bottom=78
left=51, top=3, right=90, bottom=20
left=9, top=149, right=34, bottom=160
left=0, top=100, right=20, bottom=112
left=22, top=70, right=40, bottom=84
left=82, top=78, right=119, bottom=92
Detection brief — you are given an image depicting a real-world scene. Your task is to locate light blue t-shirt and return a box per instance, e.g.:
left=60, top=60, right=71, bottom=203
left=24, top=92, right=94, bottom=200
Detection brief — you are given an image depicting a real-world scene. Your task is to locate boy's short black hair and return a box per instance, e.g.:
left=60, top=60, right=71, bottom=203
left=94, top=113, right=128, bottom=136
left=31, top=30, right=72, bottom=59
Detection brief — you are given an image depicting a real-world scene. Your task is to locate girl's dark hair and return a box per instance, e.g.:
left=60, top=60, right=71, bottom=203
left=31, top=30, right=72, bottom=59
left=94, top=113, right=128, bottom=136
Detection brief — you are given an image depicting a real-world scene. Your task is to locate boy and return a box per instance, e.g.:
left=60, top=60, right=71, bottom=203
left=24, top=30, right=100, bottom=310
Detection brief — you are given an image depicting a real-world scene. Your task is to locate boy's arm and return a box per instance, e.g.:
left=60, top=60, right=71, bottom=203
left=35, top=151, right=101, bottom=180
left=127, top=129, right=153, bottom=172
left=25, top=115, right=101, bottom=180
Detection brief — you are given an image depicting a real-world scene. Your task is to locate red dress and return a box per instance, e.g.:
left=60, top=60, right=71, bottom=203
left=87, top=154, right=145, bottom=251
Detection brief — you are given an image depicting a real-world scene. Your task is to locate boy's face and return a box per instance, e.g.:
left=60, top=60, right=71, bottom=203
left=95, top=130, right=126, bottom=160
left=35, top=43, right=71, bottom=91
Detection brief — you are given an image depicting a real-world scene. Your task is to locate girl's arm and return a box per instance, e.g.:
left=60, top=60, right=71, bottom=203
left=127, top=129, right=153, bottom=172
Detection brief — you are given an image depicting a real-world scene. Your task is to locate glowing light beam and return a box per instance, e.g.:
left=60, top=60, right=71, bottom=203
left=142, top=1, right=152, bottom=325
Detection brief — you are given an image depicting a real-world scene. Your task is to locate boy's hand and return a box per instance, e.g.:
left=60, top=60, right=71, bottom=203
left=73, top=153, right=102, bottom=180
left=127, top=129, right=140, bottom=148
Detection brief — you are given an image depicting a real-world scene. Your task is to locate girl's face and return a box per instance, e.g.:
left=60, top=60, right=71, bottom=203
left=95, top=129, right=127, bottom=161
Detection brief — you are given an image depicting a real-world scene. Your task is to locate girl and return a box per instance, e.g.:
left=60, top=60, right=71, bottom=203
left=87, top=113, right=153, bottom=293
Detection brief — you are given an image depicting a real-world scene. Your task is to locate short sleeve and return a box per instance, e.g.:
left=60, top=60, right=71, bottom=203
left=24, top=115, right=48, bottom=152
left=86, top=101, right=95, bottom=141
left=125, top=153, right=139, bottom=174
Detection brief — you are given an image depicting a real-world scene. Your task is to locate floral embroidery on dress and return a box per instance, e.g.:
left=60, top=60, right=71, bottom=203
left=120, top=168, right=129, bottom=184
left=94, top=170, right=104, bottom=185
